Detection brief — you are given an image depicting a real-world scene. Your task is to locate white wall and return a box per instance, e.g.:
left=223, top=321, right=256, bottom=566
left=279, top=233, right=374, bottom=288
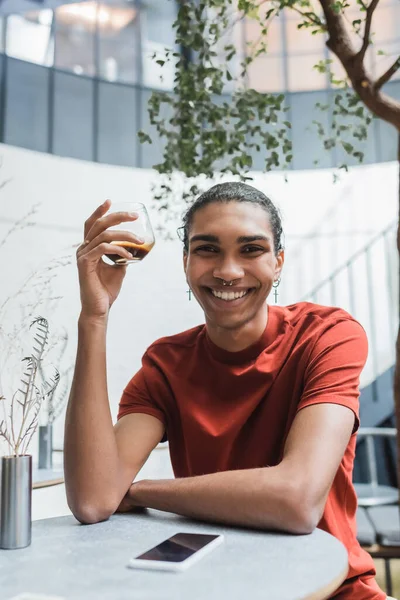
left=0, top=143, right=398, bottom=458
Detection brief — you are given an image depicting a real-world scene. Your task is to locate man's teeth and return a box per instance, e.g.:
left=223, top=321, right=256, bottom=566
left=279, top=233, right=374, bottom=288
left=211, top=290, right=248, bottom=301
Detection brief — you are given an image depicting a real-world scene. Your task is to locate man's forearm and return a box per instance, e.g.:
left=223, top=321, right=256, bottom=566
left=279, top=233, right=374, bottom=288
left=64, top=315, right=123, bottom=522
left=127, top=467, right=315, bottom=534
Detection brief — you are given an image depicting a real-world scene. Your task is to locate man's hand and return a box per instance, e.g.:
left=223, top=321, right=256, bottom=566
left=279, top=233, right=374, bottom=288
left=116, top=482, right=147, bottom=514
left=77, top=199, right=143, bottom=319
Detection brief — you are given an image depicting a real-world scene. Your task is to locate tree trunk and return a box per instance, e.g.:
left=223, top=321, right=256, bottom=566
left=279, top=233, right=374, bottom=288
left=394, top=132, right=400, bottom=501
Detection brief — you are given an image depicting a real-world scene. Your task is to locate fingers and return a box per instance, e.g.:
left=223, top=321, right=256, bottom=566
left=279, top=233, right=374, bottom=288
left=77, top=230, right=144, bottom=259
left=84, top=199, right=111, bottom=239
left=76, top=241, right=88, bottom=258
left=85, top=209, right=139, bottom=244
left=77, top=242, right=132, bottom=267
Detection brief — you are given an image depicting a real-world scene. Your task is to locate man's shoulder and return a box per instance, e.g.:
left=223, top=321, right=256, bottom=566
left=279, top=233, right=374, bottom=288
left=146, top=324, right=206, bottom=358
left=283, top=302, right=364, bottom=334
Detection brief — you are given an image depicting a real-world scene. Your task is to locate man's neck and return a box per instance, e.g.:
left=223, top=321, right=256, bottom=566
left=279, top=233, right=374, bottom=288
left=205, top=304, right=268, bottom=353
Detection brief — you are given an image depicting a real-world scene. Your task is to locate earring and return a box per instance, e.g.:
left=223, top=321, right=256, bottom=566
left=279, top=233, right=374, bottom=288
left=272, top=277, right=281, bottom=304
left=187, top=289, right=192, bottom=301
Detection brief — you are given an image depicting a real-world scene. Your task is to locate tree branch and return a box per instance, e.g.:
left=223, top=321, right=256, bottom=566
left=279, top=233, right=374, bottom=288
left=319, top=0, right=356, bottom=62
left=374, top=55, right=400, bottom=91
left=228, top=0, right=270, bottom=33
left=290, top=7, right=326, bottom=29
left=245, top=9, right=279, bottom=58
left=318, top=0, right=400, bottom=130
left=343, top=11, right=363, bottom=43
left=358, top=0, right=381, bottom=61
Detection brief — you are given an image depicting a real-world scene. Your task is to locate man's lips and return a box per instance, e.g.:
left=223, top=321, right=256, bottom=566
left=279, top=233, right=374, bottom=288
left=206, top=286, right=251, bottom=292
left=203, top=286, right=256, bottom=304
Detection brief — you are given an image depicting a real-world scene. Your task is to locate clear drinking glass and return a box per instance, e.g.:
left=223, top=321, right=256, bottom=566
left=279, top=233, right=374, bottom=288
left=103, top=202, right=155, bottom=266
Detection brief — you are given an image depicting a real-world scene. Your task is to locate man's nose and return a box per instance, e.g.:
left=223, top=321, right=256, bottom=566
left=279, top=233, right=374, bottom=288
left=213, top=256, right=244, bottom=281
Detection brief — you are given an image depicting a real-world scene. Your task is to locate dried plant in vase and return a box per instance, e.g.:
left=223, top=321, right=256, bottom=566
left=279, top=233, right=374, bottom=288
left=0, top=316, right=60, bottom=549
left=0, top=316, right=59, bottom=457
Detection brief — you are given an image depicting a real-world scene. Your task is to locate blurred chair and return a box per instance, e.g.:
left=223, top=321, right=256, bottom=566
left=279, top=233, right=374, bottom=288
left=355, top=428, right=397, bottom=507
left=355, top=427, right=399, bottom=596
left=357, top=504, right=400, bottom=597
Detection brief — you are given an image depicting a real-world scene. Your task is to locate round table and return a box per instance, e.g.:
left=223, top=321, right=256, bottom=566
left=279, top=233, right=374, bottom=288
left=0, top=510, right=348, bottom=600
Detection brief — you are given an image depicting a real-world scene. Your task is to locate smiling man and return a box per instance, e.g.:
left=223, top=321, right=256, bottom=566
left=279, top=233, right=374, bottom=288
left=65, top=182, right=386, bottom=600
left=182, top=201, right=282, bottom=352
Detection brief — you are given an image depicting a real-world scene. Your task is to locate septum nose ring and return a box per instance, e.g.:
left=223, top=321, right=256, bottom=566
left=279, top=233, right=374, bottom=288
left=222, top=280, right=234, bottom=286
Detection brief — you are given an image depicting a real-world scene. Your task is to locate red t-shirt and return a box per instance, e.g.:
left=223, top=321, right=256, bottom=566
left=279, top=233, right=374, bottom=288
left=118, top=302, right=385, bottom=599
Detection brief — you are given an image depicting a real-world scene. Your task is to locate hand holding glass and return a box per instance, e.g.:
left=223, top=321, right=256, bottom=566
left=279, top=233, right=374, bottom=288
left=103, top=202, right=155, bottom=266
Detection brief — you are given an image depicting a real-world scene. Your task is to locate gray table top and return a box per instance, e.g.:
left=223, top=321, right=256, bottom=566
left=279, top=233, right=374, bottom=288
left=0, top=510, right=348, bottom=600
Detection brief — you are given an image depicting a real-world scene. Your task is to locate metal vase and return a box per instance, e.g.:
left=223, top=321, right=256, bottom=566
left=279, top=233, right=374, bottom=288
left=0, top=454, right=32, bottom=549
left=38, top=424, right=53, bottom=470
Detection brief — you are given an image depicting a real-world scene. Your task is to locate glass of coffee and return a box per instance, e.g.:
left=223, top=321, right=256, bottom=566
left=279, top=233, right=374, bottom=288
left=103, top=202, right=155, bottom=266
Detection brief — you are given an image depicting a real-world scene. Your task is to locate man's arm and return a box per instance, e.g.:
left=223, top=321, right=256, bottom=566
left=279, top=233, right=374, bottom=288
left=65, top=201, right=165, bottom=525
left=64, top=316, right=165, bottom=524
left=120, top=402, right=355, bottom=534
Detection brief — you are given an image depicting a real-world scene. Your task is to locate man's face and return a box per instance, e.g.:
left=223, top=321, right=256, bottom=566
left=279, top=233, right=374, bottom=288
left=183, top=201, right=284, bottom=331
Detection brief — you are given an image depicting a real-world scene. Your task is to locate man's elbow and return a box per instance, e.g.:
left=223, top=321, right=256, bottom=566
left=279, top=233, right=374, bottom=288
left=270, top=480, right=324, bottom=534
left=287, top=507, right=319, bottom=535
left=286, top=493, right=324, bottom=535
left=72, top=506, right=112, bottom=525
left=67, top=496, right=119, bottom=525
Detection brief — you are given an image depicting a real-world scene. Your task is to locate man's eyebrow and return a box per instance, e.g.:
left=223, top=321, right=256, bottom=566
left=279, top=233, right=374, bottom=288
left=189, top=234, right=272, bottom=244
left=237, top=235, right=272, bottom=244
left=189, top=234, right=220, bottom=244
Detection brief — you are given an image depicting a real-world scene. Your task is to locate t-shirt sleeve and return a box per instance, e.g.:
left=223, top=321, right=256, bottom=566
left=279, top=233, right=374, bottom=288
left=117, top=349, right=169, bottom=442
left=297, top=318, right=368, bottom=433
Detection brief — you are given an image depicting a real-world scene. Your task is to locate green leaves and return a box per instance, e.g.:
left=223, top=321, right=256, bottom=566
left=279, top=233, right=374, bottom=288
left=139, top=0, right=376, bottom=207
left=137, top=0, right=294, bottom=206
left=330, top=0, right=350, bottom=13
left=137, top=131, right=152, bottom=145
left=341, top=141, right=354, bottom=154
left=313, top=86, right=372, bottom=168
left=313, top=59, right=333, bottom=74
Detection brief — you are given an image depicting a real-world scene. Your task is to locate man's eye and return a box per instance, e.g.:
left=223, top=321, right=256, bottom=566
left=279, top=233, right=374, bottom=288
left=242, top=245, right=265, bottom=254
left=193, top=246, right=218, bottom=253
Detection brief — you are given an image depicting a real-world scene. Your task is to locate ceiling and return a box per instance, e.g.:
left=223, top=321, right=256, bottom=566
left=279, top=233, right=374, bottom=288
left=0, top=1, right=72, bottom=15
left=0, top=0, right=138, bottom=16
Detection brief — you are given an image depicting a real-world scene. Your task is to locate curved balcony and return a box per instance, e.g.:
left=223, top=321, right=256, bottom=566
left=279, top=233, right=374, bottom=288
left=0, top=0, right=399, bottom=169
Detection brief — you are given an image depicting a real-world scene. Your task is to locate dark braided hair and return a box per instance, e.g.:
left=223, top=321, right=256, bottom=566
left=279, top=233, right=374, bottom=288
left=179, top=182, right=284, bottom=256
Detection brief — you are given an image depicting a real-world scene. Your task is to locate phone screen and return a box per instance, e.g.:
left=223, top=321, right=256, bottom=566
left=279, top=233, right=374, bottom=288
left=135, top=533, right=220, bottom=563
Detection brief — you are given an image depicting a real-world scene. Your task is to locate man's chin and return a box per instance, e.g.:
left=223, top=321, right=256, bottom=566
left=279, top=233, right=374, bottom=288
left=205, top=312, right=254, bottom=332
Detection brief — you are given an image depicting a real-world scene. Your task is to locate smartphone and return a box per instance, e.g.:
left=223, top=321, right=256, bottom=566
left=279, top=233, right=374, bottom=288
left=127, top=532, right=224, bottom=572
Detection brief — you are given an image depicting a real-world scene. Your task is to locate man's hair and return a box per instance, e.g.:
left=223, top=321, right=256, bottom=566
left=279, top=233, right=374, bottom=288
left=179, top=182, right=284, bottom=255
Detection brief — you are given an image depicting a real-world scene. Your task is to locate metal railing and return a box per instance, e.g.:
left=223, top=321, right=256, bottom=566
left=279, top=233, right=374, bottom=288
left=301, top=220, right=398, bottom=392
